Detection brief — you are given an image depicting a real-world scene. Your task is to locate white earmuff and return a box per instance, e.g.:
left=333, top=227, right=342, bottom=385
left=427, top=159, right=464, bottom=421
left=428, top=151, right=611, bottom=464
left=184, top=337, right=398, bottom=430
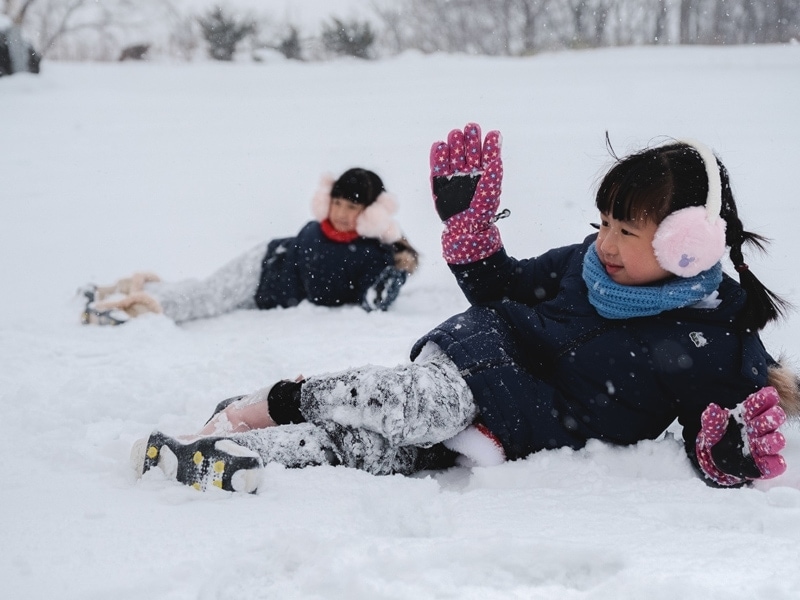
left=651, top=139, right=727, bottom=278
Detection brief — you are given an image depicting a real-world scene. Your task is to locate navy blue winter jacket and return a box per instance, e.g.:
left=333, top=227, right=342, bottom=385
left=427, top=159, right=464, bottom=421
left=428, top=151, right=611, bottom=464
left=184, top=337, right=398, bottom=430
left=412, top=235, right=774, bottom=464
left=254, top=221, right=396, bottom=309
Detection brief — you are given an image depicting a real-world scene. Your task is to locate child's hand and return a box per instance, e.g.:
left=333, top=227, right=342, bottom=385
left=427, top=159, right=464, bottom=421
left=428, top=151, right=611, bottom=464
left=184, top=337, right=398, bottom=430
left=695, top=386, right=787, bottom=486
left=361, top=266, right=409, bottom=312
left=393, top=237, right=419, bottom=274
left=429, top=123, right=505, bottom=264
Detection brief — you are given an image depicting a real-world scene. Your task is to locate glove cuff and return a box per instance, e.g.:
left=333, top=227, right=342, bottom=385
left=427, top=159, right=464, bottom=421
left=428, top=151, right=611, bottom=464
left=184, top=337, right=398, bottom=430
left=442, top=224, right=502, bottom=264
left=695, top=435, right=747, bottom=487
left=696, top=414, right=761, bottom=486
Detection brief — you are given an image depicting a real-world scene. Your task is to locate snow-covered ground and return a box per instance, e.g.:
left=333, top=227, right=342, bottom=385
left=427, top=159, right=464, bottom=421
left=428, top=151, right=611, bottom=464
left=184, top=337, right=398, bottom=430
left=3, top=45, right=800, bottom=599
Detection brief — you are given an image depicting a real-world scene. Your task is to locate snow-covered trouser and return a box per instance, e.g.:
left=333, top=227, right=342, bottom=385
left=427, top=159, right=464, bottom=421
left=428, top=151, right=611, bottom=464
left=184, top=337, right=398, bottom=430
left=146, top=243, right=267, bottom=323
left=229, top=422, right=448, bottom=475
left=231, top=347, right=477, bottom=475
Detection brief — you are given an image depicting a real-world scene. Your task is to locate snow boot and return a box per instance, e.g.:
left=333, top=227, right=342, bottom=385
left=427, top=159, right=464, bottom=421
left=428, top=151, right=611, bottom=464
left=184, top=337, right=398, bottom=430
left=77, top=283, right=97, bottom=304
left=81, top=307, right=130, bottom=326
left=78, top=284, right=130, bottom=326
left=135, top=431, right=263, bottom=493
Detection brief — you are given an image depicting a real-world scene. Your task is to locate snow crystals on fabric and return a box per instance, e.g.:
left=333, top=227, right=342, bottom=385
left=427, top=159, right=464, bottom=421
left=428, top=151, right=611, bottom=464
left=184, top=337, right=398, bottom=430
left=297, top=350, right=477, bottom=474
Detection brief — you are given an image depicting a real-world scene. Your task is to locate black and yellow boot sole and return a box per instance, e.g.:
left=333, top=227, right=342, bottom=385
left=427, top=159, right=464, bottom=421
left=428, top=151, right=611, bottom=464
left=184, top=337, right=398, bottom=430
left=140, top=432, right=263, bottom=493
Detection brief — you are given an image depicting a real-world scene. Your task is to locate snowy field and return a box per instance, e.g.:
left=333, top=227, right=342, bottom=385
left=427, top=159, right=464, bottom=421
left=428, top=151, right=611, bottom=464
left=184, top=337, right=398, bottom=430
left=3, top=45, right=800, bottom=599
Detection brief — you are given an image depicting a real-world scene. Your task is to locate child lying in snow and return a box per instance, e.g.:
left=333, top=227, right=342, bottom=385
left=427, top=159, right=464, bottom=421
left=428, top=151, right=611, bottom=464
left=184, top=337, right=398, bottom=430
left=81, top=168, right=419, bottom=325
left=133, top=124, right=797, bottom=492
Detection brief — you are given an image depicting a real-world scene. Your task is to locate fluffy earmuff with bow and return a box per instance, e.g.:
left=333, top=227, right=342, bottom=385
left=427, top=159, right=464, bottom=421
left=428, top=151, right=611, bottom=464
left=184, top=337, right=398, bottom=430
left=651, top=139, right=727, bottom=278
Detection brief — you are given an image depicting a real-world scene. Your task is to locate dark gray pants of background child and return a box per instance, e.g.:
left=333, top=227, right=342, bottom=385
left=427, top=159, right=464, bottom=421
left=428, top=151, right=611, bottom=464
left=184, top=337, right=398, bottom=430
left=146, top=242, right=267, bottom=323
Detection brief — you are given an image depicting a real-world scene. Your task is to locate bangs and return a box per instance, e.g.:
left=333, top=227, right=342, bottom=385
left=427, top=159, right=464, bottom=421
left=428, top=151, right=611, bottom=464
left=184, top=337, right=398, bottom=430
left=595, top=152, right=674, bottom=224
left=597, top=181, right=669, bottom=223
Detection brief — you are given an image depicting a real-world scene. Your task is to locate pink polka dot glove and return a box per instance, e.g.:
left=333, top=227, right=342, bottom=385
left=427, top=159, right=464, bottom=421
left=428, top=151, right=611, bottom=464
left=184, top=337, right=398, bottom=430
left=695, top=386, right=787, bottom=487
left=430, top=123, right=504, bottom=264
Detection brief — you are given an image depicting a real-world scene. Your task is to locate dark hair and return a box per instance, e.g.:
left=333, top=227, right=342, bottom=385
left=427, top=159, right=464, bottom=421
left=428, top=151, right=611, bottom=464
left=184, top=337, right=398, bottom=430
left=330, top=168, right=385, bottom=207
left=595, top=138, right=789, bottom=330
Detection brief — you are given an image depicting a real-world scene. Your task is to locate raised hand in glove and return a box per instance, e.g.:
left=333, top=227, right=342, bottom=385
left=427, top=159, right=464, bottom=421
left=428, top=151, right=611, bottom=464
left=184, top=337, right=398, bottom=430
left=695, top=386, right=787, bottom=487
left=430, top=123, right=505, bottom=264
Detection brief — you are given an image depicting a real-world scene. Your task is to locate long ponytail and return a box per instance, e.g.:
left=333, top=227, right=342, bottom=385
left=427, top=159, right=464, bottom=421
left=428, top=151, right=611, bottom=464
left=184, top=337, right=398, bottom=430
left=718, top=162, right=790, bottom=331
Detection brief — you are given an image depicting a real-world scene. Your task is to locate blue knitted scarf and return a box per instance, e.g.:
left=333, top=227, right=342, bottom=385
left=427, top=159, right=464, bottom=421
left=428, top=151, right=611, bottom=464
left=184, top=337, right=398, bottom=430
left=582, top=244, right=723, bottom=319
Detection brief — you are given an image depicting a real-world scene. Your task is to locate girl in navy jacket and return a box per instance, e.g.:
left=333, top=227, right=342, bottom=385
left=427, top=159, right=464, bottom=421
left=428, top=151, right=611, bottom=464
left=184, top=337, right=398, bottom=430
left=81, top=168, right=418, bottom=324
left=133, top=126, right=795, bottom=493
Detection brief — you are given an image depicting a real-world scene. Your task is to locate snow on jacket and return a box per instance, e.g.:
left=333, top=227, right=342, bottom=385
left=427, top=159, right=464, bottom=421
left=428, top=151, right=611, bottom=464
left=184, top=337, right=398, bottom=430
left=411, top=235, right=774, bottom=465
left=254, top=221, right=396, bottom=309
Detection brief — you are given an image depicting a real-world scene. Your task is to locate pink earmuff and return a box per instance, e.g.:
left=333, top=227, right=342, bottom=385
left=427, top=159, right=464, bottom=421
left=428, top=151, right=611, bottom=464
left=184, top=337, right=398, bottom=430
left=312, top=174, right=336, bottom=222
left=355, top=191, right=401, bottom=243
left=651, top=139, right=727, bottom=278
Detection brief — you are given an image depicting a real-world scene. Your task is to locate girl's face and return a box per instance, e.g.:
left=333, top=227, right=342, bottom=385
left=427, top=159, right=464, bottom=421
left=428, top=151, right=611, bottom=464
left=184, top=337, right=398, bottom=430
left=596, top=213, right=673, bottom=286
left=328, top=197, right=365, bottom=232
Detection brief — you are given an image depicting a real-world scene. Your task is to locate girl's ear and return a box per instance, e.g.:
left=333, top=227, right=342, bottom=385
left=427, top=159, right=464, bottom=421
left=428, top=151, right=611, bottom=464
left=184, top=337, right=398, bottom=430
left=356, top=192, right=402, bottom=244
left=311, top=174, right=335, bottom=222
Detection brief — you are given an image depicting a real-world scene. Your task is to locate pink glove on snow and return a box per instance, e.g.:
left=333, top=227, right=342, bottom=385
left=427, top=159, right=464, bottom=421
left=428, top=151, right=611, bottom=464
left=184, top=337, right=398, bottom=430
left=430, top=123, right=504, bottom=264
left=696, top=386, right=787, bottom=487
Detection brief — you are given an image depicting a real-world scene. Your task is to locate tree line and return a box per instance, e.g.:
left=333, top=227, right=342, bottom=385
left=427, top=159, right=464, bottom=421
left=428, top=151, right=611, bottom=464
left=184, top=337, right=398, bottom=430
left=3, top=0, right=798, bottom=62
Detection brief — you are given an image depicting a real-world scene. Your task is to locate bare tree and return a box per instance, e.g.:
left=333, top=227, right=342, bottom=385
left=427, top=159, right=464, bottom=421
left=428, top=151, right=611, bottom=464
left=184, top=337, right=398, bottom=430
left=370, top=1, right=404, bottom=54
left=653, top=0, right=669, bottom=44
left=374, top=0, right=523, bottom=56
left=679, top=0, right=705, bottom=43
left=5, top=0, right=38, bottom=25
left=674, top=0, right=800, bottom=45
left=168, top=15, right=199, bottom=61
left=517, top=0, right=549, bottom=54
left=761, top=0, right=800, bottom=42
left=5, top=0, right=800, bottom=62
left=5, top=0, right=178, bottom=59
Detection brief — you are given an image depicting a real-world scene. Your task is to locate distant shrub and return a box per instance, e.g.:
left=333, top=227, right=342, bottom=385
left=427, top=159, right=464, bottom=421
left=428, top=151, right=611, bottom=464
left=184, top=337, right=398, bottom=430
left=119, top=44, right=150, bottom=61
left=197, top=6, right=256, bottom=61
left=321, top=18, right=375, bottom=59
left=277, top=26, right=303, bottom=60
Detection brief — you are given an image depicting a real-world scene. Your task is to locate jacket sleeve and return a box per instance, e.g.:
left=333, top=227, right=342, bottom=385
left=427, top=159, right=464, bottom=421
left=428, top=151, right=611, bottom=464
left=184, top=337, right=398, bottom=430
left=448, top=241, right=585, bottom=306
left=674, top=332, right=773, bottom=486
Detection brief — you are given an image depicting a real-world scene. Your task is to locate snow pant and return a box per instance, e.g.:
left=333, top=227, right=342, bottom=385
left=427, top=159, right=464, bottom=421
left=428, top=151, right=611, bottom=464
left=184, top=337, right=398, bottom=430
left=146, top=242, right=267, bottom=323
left=228, top=345, right=478, bottom=475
